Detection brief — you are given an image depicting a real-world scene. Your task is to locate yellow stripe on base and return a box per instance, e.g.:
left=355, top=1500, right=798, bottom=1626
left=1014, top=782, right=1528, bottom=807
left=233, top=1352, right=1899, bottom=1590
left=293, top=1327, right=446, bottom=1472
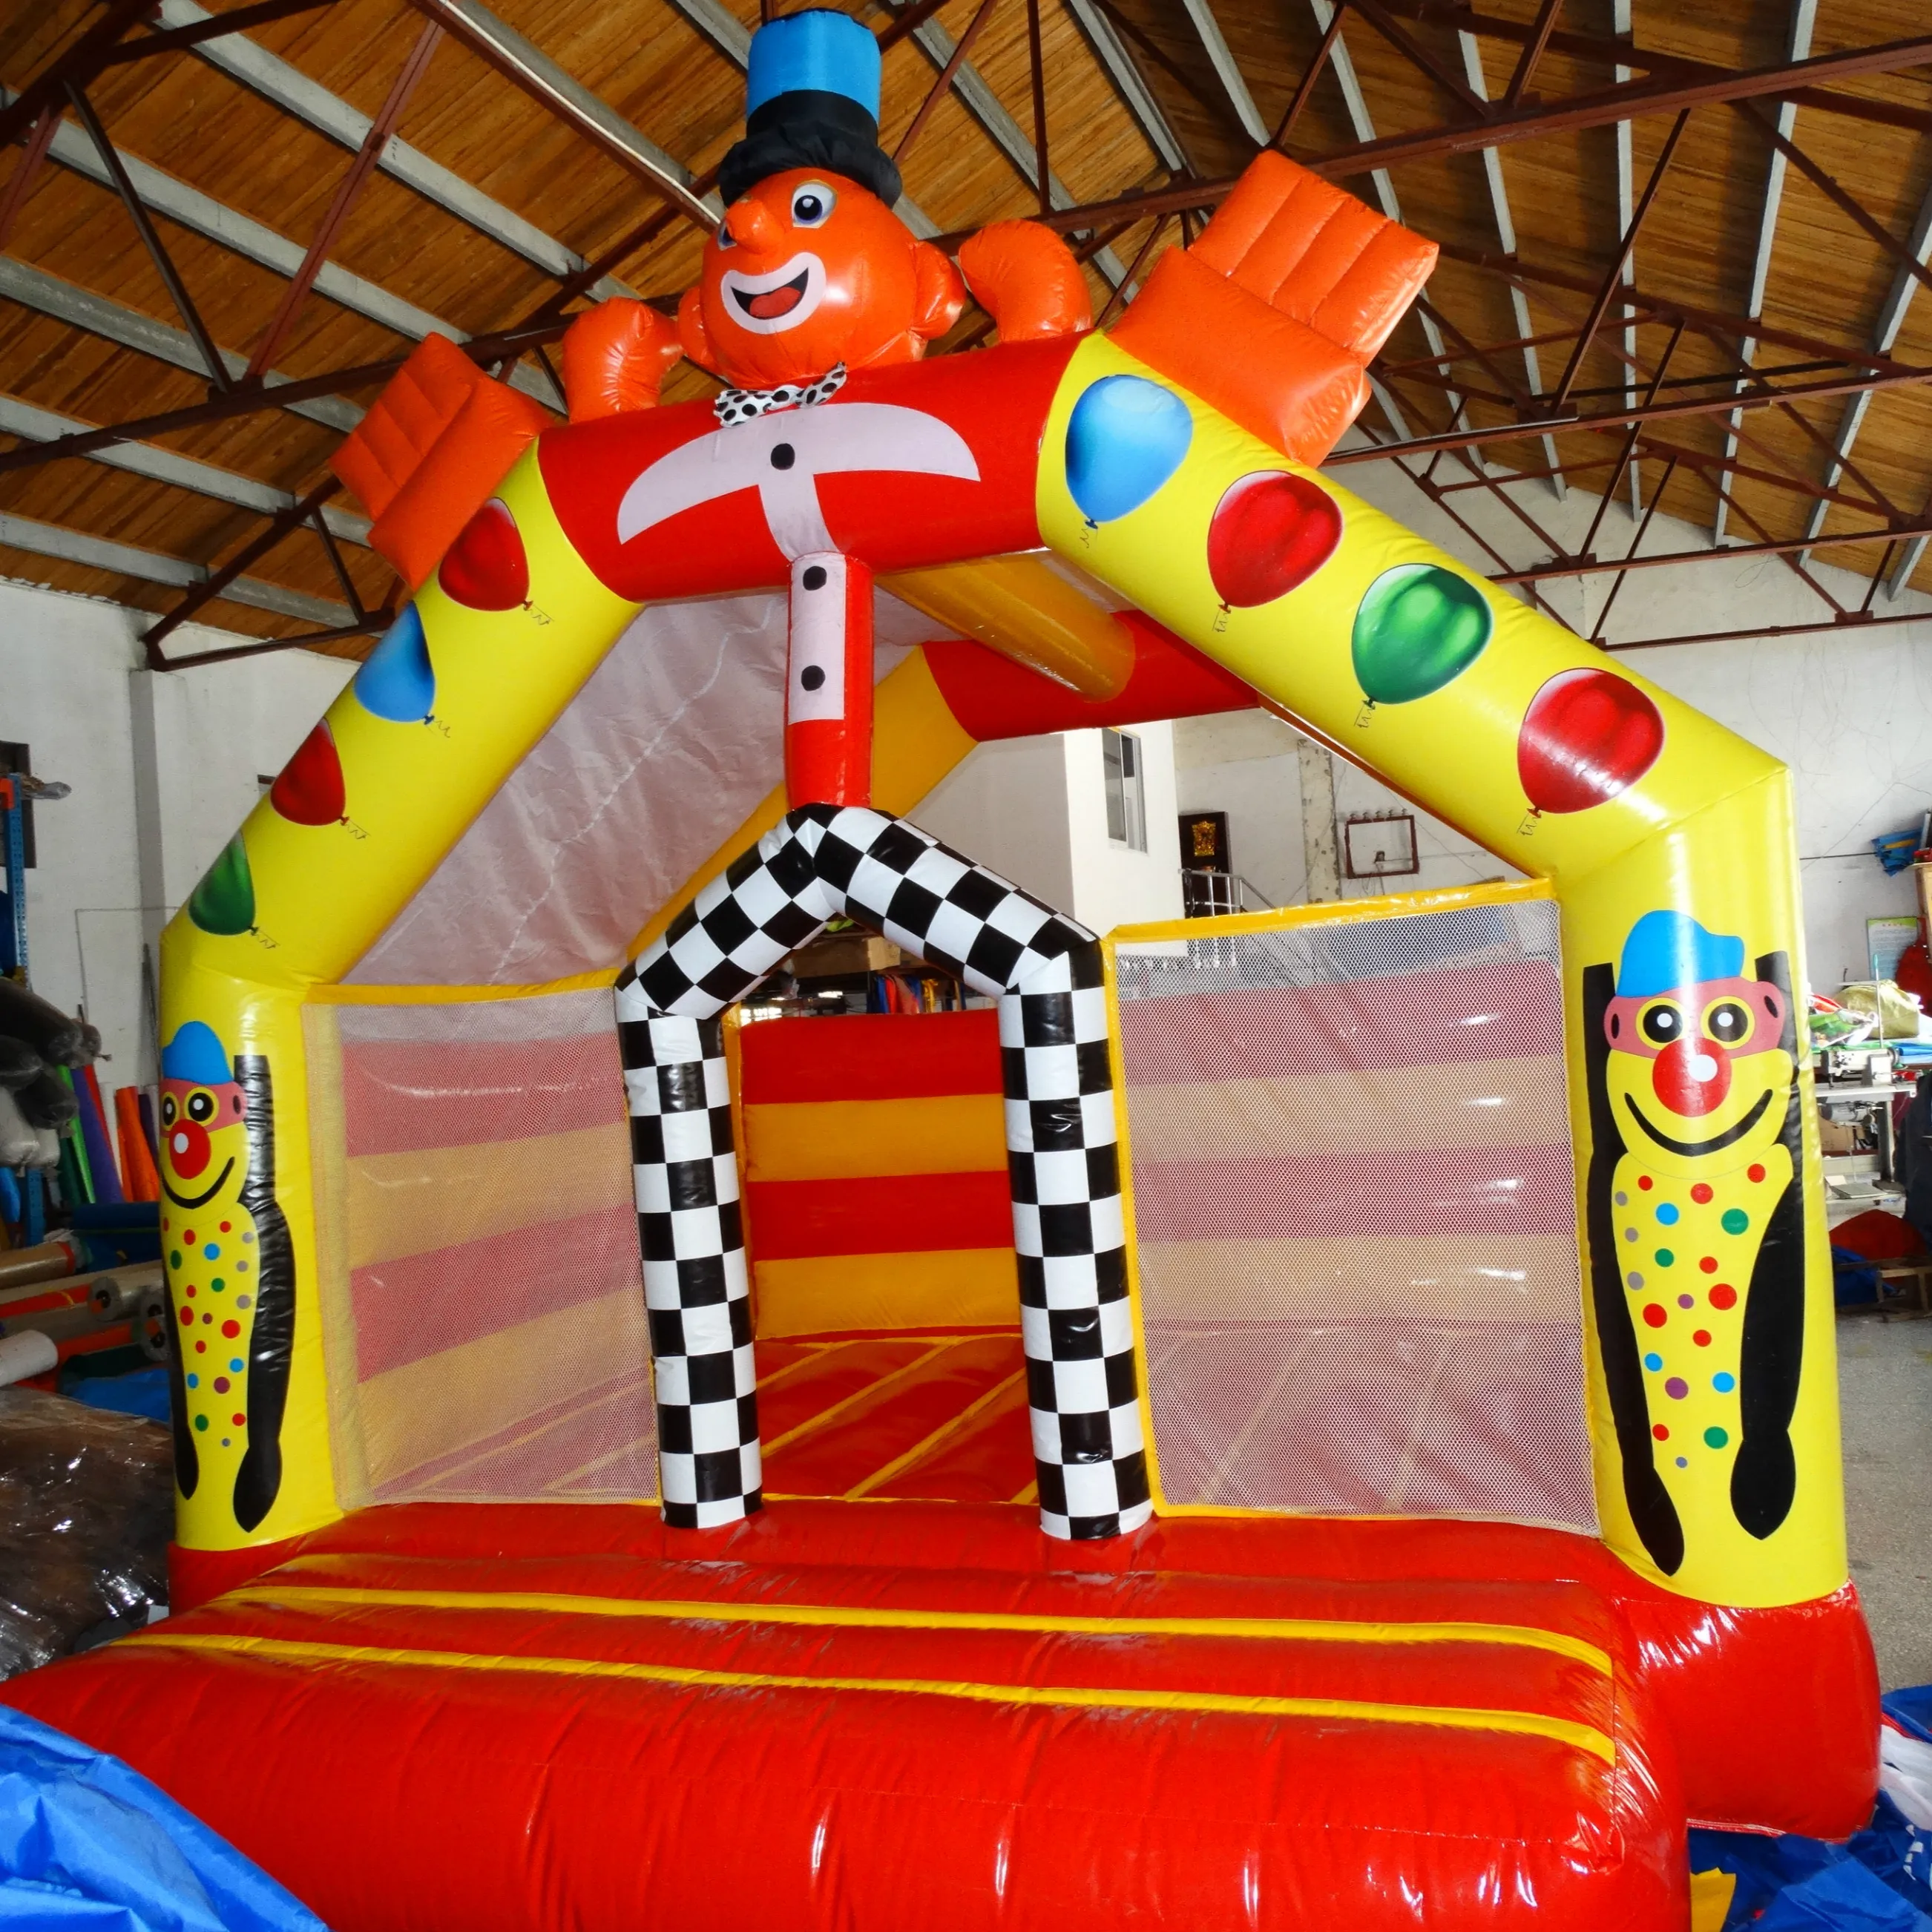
left=743, top=1097, right=1007, bottom=1182
left=754, top=1249, right=1019, bottom=1337
left=125, top=1629, right=1614, bottom=1764
left=225, top=1578, right=1614, bottom=1674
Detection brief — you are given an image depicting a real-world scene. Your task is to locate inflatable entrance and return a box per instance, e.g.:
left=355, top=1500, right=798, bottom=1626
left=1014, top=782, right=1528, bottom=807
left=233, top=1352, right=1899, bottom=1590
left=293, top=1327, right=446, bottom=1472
left=2, top=47, right=1877, bottom=1926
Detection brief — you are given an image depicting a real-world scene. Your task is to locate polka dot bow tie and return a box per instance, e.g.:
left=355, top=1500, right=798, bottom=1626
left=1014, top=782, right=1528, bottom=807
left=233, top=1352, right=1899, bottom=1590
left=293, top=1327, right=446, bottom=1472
left=713, top=362, right=847, bottom=426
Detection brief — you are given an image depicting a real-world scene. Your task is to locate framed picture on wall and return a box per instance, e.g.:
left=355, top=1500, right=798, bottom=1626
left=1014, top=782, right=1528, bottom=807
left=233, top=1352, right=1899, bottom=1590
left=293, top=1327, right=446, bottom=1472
left=1342, top=811, right=1419, bottom=880
left=1180, top=810, right=1229, bottom=873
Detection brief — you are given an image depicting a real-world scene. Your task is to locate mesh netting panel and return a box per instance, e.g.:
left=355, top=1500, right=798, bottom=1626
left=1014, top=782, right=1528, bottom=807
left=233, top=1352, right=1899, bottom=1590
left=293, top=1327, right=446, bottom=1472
left=309, top=990, right=654, bottom=1506
left=1115, top=897, right=1595, bottom=1529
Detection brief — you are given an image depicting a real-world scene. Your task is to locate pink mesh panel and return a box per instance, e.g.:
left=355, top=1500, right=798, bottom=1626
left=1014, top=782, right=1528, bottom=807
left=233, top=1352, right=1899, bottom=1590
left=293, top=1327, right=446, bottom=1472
left=1115, top=898, right=1595, bottom=1530
left=326, top=993, right=655, bottom=1504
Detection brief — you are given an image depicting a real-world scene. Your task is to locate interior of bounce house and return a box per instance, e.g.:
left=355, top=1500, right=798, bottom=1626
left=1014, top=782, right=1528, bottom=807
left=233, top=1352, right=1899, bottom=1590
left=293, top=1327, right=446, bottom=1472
left=0, top=12, right=1896, bottom=1928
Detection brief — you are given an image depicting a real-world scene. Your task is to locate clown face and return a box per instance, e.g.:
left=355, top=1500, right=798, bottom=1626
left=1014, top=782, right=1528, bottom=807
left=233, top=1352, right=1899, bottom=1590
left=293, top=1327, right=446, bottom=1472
left=160, top=1070, right=249, bottom=1211
left=679, top=169, right=964, bottom=391
left=1603, top=973, right=1794, bottom=1178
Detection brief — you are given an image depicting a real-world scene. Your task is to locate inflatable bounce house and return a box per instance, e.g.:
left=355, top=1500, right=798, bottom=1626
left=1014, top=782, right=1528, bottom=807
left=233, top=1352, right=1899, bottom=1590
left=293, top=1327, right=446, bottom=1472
left=3, top=13, right=1881, bottom=1927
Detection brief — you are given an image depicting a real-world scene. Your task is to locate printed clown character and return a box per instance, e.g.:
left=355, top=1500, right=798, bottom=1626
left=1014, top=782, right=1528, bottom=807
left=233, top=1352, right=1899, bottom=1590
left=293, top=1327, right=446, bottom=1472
left=158, top=1019, right=295, bottom=1534
left=1583, top=911, right=1807, bottom=1577
left=559, top=8, right=1091, bottom=421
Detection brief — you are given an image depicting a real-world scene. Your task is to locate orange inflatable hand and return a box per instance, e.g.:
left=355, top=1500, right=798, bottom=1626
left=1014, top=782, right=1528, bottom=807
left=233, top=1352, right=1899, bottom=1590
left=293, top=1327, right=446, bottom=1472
left=561, top=298, right=684, bottom=421
left=957, top=221, right=1092, bottom=344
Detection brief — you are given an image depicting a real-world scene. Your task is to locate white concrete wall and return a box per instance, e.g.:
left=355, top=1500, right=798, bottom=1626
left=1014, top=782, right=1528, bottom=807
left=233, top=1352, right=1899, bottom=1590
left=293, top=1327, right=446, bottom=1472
left=1063, top=720, right=1183, bottom=936
left=913, top=731, right=1075, bottom=913
left=0, top=576, right=352, bottom=1091
left=1171, top=447, right=1932, bottom=992
left=914, top=720, right=1184, bottom=936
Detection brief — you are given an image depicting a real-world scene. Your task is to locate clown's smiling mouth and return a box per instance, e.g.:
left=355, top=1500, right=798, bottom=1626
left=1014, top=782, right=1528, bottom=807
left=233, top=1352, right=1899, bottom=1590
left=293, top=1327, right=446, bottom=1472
left=734, top=269, right=809, bottom=321
left=1622, top=1088, right=1776, bottom=1159
left=161, top=1157, right=236, bottom=1212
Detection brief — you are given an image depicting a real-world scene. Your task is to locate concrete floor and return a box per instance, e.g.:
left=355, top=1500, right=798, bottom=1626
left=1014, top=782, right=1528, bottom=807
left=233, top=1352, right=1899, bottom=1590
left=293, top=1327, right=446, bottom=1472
left=1839, top=1314, right=1932, bottom=1691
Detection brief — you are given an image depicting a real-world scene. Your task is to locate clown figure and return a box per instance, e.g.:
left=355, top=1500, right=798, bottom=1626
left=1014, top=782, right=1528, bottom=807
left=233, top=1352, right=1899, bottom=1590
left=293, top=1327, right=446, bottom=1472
left=158, top=1020, right=296, bottom=1534
left=1586, top=911, right=1808, bottom=1583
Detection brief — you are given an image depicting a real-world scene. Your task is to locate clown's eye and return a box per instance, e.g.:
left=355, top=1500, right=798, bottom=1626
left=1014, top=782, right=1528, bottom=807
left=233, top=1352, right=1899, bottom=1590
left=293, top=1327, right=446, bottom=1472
left=186, top=1091, right=215, bottom=1123
left=161, top=1096, right=177, bottom=1127
left=715, top=219, right=735, bottom=249
left=1706, top=1000, right=1752, bottom=1046
left=790, top=183, right=834, bottom=227
left=1640, top=1002, right=1683, bottom=1046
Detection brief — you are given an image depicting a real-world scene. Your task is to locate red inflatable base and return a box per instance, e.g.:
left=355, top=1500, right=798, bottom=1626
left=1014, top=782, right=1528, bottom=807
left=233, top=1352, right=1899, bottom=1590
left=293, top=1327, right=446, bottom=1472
left=1, top=1502, right=1877, bottom=1931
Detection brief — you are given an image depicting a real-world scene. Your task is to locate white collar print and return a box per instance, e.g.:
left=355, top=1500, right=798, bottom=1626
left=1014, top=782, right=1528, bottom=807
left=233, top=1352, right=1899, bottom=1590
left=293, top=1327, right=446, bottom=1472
left=713, top=362, right=848, bottom=426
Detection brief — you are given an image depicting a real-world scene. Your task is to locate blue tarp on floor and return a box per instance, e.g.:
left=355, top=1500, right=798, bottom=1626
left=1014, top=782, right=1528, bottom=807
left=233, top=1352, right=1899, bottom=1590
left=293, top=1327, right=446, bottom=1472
left=0, top=1705, right=326, bottom=1931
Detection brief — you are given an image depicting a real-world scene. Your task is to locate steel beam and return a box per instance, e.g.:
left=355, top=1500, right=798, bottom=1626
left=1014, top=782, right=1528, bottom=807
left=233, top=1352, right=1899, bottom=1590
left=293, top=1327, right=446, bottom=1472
left=1324, top=361, right=1932, bottom=465
left=1600, top=608, right=1930, bottom=653
left=0, top=0, right=160, bottom=148
left=156, top=0, right=635, bottom=297
left=1454, top=28, right=1563, bottom=497
left=65, top=84, right=233, bottom=392
left=404, top=0, right=717, bottom=229
left=0, top=509, right=352, bottom=627
left=1370, top=1, right=1932, bottom=139
left=1801, top=176, right=1932, bottom=556
left=880, top=0, right=1131, bottom=282
left=1060, top=0, right=1189, bottom=174
left=0, top=83, right=562, bottom=412
left=1010, top=31, right=1932, bottom=226
left=1176, top=0, right=1270, bottom=147
left=1490, top=514, right=1932, bottom=585
left=246, top=19, right=444, bottom=375
left=1712, top=0, right=1812, bottom=542
left=0, top=309, right=570, bottom=474
left=0, top=395, right=371, bottom=542
left=99, top=0, right=338, bottom=64
left=0, top=257, right=361, bottom=433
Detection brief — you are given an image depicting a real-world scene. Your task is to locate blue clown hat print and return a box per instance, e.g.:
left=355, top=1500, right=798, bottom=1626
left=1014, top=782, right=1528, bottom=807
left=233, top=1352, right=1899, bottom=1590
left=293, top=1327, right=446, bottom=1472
left=1616, top=910, right=1747, bottom=999
left=720, top=8, right=902, bottom=208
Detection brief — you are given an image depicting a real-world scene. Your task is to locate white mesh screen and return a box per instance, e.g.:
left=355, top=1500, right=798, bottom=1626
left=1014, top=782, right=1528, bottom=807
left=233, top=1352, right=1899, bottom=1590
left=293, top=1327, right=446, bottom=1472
left=308, top=989, right=654, bottom=1505
left=1114, top=896, right=1595, bottom=1529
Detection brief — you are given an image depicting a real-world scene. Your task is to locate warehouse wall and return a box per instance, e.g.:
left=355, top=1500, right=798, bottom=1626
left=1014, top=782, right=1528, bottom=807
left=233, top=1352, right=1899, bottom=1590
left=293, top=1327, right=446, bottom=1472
left=0, top=577, right=352, bottom=1089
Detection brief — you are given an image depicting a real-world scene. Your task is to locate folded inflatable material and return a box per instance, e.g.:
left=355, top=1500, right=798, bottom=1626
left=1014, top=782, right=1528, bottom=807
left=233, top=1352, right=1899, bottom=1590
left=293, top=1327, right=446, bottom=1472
left=0, top=1703, right=327, bottom=1931
left=16, top=1066, right=78, bottom=1129
left=0, top=1387, right=171, bottom=1680
left=0, top=1086, right=39, bottom=1168
left=0, top=977, right=84, bottom=1067
left=0, top=1034, right=41, bottom=1090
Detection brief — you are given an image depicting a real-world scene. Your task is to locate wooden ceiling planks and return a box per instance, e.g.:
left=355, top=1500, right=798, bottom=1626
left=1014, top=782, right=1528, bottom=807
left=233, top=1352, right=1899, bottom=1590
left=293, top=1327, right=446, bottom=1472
left=1, top=0, right=1931, bottom=657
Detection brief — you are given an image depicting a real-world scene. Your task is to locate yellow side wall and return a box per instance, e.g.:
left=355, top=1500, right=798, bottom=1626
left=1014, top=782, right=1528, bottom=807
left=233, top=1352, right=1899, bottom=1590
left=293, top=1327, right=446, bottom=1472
left=1044, top=333, right=1840, bottom=1609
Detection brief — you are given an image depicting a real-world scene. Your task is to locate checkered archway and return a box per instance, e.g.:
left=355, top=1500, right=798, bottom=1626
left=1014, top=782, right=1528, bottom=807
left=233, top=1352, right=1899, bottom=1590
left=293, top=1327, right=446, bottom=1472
left=614, top=803, right=1150, bottom=1540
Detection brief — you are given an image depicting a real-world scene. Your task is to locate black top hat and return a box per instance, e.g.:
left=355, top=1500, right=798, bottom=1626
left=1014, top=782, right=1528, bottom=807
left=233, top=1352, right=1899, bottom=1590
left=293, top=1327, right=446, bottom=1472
left=720, top=9, right=904, bottom=209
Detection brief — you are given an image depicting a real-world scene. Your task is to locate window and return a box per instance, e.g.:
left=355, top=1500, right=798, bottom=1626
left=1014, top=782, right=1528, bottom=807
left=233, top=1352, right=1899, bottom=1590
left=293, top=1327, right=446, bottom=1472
left=1102, top=728, right=1146, bottom=851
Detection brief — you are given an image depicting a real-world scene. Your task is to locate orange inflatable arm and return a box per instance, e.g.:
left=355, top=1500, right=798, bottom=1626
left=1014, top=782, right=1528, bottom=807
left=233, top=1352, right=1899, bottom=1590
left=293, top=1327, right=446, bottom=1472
left=956, top=221, right=1092, bottom=344
left=561, top=299, right=684, bottom=421
left=1111, top=151, right=1436, bottom=465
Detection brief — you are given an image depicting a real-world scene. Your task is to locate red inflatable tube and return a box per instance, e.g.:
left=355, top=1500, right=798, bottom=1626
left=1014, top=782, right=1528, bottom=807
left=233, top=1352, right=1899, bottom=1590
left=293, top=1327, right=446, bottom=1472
left=923, top=610, right=1256, bottom=740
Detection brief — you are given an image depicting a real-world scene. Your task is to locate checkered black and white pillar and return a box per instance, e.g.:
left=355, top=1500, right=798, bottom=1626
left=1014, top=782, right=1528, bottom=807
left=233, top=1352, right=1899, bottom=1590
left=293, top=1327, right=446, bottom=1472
left=615, top=803, right=1151, bottom=1540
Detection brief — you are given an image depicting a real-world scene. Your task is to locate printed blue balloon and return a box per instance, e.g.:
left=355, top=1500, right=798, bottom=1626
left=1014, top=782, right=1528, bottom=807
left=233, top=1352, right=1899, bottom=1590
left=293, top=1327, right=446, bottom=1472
left=1065, top=375, right=1192, bottom=526
left=353, top=604, right=435, bottom=723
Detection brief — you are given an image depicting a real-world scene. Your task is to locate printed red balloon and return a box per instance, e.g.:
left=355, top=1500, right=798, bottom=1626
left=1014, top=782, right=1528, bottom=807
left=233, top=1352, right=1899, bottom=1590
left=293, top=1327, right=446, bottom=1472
left=439, top=498, right=529, bottom=611
left=269, top=720, right=345, bottom=827
left=1206, top=473, right=1344, bottom=611
left=1517, top=667, right=1664, bottom=815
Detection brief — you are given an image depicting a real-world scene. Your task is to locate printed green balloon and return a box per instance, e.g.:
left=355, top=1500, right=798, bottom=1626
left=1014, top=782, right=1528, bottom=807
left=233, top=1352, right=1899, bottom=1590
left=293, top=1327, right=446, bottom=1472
left=187, top=833, right=255, bottom=936
left=1351, top=564, right=1495, bottom=706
